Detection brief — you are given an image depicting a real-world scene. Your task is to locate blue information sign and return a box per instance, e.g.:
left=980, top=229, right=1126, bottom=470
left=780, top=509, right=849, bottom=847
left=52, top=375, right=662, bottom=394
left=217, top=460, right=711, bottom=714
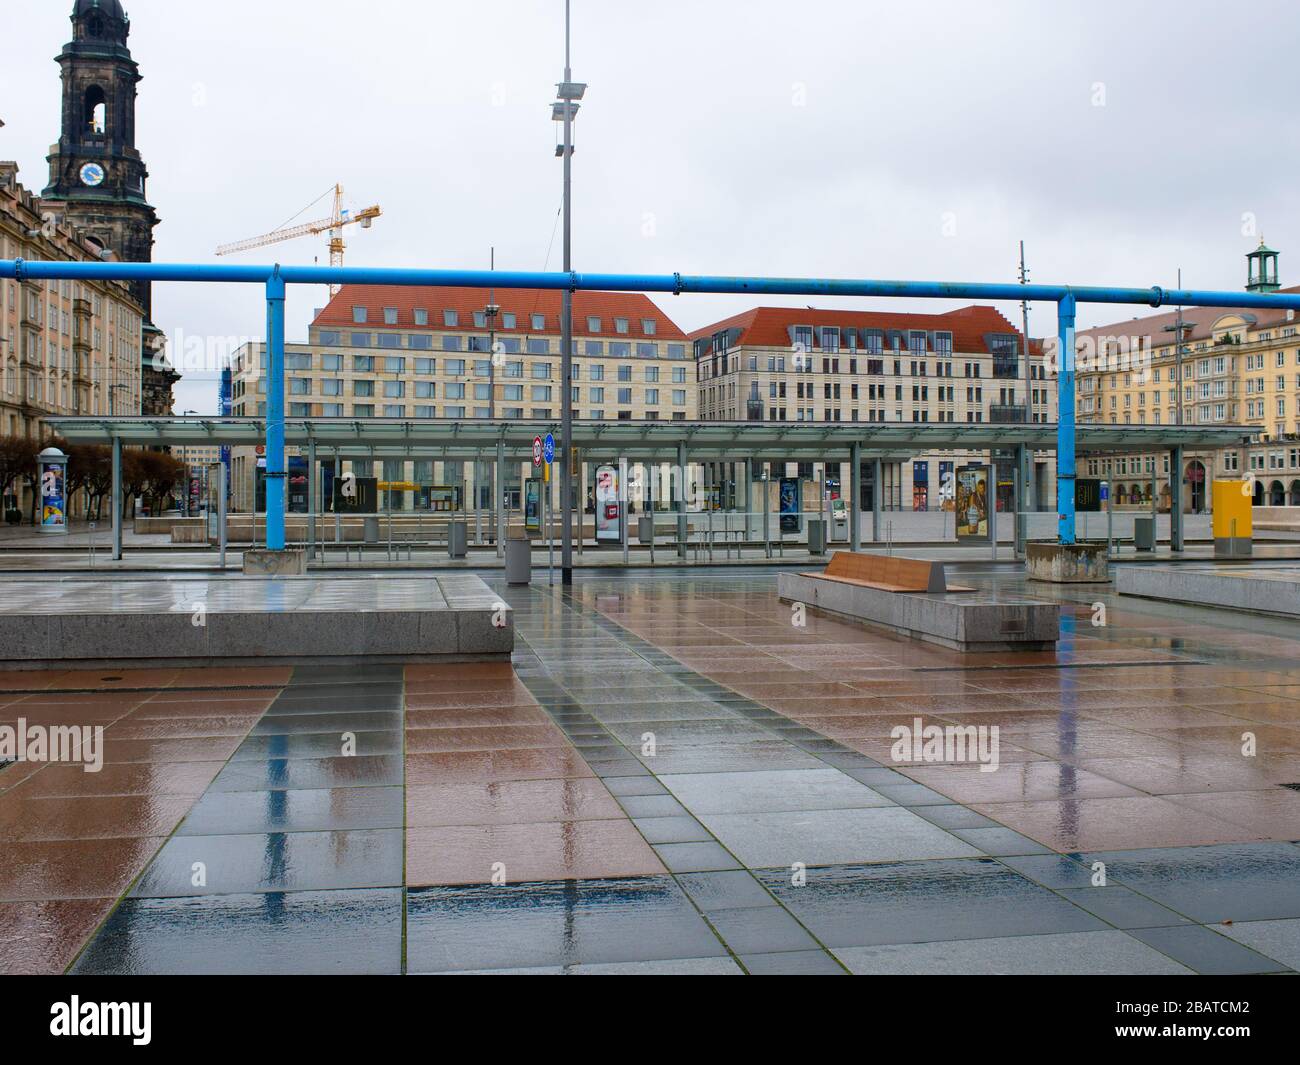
left=543, top=434, right=556, bottom=465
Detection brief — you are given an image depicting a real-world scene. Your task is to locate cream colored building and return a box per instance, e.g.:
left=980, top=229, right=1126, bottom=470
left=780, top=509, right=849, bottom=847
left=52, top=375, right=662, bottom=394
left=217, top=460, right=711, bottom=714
left=1, top=161, right=146, bottom=519
left=691, top=304, right=1058, bottom=514
left=1075, top=244, right=1295, bottom=510
left=1, top=161, right=145, bottom=441
left=226, top=285, right=695, bottom=513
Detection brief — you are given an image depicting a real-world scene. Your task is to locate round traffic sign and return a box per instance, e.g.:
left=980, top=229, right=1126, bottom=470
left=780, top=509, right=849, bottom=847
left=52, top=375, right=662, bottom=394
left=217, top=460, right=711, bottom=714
left=532, top=436, right=544, bottom=467
left=543, top=434, right=556, bottom=465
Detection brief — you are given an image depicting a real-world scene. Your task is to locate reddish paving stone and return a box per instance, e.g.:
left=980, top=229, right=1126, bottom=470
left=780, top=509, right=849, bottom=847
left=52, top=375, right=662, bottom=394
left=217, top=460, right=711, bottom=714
left=405, top=724, right=566, bottom=755
left=0, top=794, right=196, bottom=842
left=101, top=737, right=244, bottom=764
left=0, top=837, right=167, bottom=901
left=405, top=748, right=597, bottom=786
left=901, top=762, right=1142, bottom=804
left=403, top=690, right=541, bottom=710
left=6, top=761, right=225, bottom=800
left=406, top=778, right=625, bottom=828
left=1164, top=788, right=1300, bottom=840
left=132, top=694, right=276, bottom=717
left=969, top=795, right=1266, bottom=852
left=407, top=820, right=665, bottom=887
left=106, top=715, right=266, bottom=740
left=405, top=705, right=551, bottom=729
left=0, top=898, right=116, bottom=975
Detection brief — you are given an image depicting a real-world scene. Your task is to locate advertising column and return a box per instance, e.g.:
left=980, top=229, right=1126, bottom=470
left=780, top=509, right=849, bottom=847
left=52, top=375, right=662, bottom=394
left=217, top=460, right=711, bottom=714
left=38, top=448, right=69, bottom=535
left=955, top=463, right=990, bottom=543
left=595, top=463, right=621, bottom=543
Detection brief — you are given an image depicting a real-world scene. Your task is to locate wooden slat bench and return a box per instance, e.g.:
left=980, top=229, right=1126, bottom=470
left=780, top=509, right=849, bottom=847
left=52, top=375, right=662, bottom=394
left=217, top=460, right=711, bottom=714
left=802, top=551, right=973, bottom=594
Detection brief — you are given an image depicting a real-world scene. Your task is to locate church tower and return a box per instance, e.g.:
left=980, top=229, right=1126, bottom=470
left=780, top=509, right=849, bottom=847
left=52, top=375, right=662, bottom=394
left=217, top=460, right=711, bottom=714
left=43, top=0, right=159, bottom=320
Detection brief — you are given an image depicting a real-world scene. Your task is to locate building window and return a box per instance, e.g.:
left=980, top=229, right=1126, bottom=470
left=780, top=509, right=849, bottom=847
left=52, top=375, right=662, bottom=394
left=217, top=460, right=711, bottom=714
left=352, top=307, right=367, bottom=324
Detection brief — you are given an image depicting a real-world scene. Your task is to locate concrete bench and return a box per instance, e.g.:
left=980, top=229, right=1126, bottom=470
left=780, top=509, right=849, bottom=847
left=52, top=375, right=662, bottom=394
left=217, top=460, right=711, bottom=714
left=778, top=551, right=1058, bottom=653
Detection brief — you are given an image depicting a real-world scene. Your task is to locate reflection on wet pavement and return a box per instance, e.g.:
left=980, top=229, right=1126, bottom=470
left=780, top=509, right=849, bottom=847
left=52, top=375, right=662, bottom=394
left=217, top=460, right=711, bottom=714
left=4, top=564, right=1300, bottom=973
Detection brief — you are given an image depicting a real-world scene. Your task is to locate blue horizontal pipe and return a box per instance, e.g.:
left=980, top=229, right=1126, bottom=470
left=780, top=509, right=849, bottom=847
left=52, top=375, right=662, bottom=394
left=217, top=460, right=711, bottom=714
left=5, top=258, right=1300, bottom=312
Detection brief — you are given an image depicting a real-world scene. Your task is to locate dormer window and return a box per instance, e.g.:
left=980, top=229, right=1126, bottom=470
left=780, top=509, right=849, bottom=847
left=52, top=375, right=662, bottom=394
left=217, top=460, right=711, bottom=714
left=352, top=306, right=367, bottom=324
left=383, top=307, right=398, bottom=325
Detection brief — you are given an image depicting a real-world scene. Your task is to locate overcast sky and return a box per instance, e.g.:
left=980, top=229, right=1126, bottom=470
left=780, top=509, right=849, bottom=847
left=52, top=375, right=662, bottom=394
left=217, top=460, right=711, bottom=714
left=4, top=0, right=1299, bottom=414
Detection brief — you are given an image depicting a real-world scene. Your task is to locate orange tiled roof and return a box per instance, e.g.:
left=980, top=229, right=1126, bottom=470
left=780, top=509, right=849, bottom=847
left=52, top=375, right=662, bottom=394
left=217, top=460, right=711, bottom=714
left=1076, top=285, right=1300, bottom=347
left=313, top=285, right=689, bottom=340
left=688, top=304, right=1028, bottom=355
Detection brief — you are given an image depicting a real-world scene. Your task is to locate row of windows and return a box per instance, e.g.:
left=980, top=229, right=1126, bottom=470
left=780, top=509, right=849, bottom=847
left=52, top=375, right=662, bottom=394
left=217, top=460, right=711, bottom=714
left=701, top=354, right=1045, bottom=380
left=321, top=329, right=686, bottom=359
left=351, top=306, right=661, bottom=337
left=697, top=407, right=1030, bottom=424
left=278, top=378, right=689, bottom=405
left=258, top=351, right=690, bottom=382
left=242, top=401, right=689, bottom=422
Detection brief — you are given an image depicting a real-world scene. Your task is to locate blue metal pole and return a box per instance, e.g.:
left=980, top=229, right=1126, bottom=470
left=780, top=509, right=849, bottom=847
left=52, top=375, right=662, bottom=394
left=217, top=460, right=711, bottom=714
left=265, top=273, right=286, bottom=552
left=8, top=258, right=1300, bottom=313
left=1056, top=293, right=1077, bottom=545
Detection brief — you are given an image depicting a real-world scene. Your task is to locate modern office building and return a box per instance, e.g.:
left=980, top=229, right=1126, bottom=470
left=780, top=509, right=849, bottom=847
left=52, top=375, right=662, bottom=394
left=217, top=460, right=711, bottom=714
left=225, top=285, right=695, bottom=512
left=690, top=304, right=1057, bottom=514
left=1075, top=243, right=1298, bottom=510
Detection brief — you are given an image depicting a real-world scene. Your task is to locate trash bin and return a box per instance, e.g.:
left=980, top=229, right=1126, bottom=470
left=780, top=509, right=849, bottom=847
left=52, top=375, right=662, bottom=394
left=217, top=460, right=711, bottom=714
left=1133, top=516, right=1155, bottom=552
left=638, top=515, right=654, bottom=544
left=447, top=520, right=468, bottom=559
left=363, top=516, right=380, bottom=543
left=808, top=518, right=827, bottom=555
left=505, top=536, right=531, bottom=586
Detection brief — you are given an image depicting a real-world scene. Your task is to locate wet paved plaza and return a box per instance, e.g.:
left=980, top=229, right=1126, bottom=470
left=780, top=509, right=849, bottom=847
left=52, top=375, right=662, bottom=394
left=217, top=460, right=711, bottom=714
left=3, top=564, right=1300, bottom=974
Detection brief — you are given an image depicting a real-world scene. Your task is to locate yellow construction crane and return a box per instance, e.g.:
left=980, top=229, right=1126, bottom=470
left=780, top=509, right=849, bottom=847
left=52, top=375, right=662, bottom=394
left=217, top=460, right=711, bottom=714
left=216, top=184, right=381, bottom=295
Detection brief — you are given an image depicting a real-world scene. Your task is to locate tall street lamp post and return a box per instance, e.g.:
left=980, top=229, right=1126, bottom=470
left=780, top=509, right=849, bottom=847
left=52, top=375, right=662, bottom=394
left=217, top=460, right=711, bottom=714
left=554, top=0, right=585, bottom=585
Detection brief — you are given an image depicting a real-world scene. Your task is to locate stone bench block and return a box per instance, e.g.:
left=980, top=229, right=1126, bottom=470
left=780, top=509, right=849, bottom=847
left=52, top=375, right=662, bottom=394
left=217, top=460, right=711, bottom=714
left=777, top=572, right=1059, bottom=653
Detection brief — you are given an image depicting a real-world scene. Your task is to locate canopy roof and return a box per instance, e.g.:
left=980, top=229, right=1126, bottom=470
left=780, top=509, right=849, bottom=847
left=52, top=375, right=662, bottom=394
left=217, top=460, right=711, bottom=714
left=43, top=417, right=1260, bottom=460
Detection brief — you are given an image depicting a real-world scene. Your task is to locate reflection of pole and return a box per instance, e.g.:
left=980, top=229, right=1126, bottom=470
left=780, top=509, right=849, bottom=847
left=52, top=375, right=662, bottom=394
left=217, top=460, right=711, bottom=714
left=308, top=438, right=317, bottom=560
left=989, top=450, right=998, bottom=561
left=111, top=435, right=122, bottom=561
left=496, top=439, right=506, bottom=557
left=677, top=441, right=688, bottom=560
left=218, top=463, right=228, bottom=568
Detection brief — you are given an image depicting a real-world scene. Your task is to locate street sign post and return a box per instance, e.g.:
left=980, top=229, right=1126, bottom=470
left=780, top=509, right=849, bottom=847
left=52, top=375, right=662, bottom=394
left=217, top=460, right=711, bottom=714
left=543, top=435, right=556, bottom=585
left=532, top=436, right=544, bottom=468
